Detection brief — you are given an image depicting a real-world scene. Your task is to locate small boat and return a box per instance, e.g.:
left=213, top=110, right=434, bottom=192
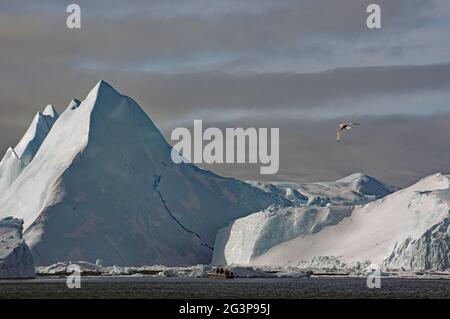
left=207, top=272, right=235, bottom=279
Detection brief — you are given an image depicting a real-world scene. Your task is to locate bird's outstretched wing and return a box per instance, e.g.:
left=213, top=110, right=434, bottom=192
left=336, top=122, right=360, bottom=141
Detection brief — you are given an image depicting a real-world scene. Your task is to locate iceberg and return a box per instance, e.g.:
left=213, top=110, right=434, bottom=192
left=0, top=217, right=35, bottom=278
left=0, top=81, right=284, bottom=266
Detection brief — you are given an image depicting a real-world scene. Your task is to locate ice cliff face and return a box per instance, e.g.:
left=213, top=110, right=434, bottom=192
left=0, top=217, right=35, bottom=278
left=383, top=218, right=450, bottom=271
left=383, top=187, right=450, bottom=271
left=213, top=204, right=353, bottom=265
left=0, top=81, right=284, bottom=266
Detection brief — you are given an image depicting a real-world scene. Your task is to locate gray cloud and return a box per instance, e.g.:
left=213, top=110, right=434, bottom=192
left=0, top=0, right=447, bottom=72
left=184, top=112, right=450, bottom=187
left=1, top=0, right=450, bottom=186
left=2, top=65, right=450, bottom=122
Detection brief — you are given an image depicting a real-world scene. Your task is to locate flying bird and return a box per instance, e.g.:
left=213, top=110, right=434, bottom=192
left=336, top=123, right=360, bottom=142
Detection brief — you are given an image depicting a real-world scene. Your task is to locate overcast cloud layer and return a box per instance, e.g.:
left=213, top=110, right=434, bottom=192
left=1, top=0, right=450, bottom=187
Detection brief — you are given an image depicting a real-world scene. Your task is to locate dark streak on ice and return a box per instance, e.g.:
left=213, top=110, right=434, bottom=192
left=152, top=174, right=213, bottom=250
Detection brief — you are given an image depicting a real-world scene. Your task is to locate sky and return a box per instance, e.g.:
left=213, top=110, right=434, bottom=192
left=1, top=0, right=450, bottom=187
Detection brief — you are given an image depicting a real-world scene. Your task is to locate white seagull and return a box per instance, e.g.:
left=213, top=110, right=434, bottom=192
left=336, top=122, right=360, bottom=142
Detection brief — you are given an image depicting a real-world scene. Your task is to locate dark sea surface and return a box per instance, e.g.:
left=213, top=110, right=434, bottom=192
left=0, top=277, right=449, bottom=299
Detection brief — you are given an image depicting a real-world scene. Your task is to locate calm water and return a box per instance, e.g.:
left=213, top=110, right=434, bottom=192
left=0, top=277, right=449, bottom=299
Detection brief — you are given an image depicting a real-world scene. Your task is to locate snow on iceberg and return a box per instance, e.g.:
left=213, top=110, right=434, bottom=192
left=0, top=104, right=58, bottom=194
left=216, top=173, right=450, bottom=271
left=0, top=148, right=24, bottom=195
left=36, top=260, right=104, bottom=275
left=247, top=173, right=396, bottom=207
left=14, top=104, right=59, bottom=166
left=0, top=217, right=35, bottom=278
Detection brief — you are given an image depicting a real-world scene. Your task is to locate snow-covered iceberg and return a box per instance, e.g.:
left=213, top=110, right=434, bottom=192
left=0, top=81, right=284, bottom=266
left=247, top=173, right=395, bottom=206
left=0, top=217, right=35, bottom=278
left=215, top=173, right=450, bottom=271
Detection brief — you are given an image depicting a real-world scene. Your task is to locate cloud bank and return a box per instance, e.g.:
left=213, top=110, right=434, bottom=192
left=1, top=0, right=450, bottom=186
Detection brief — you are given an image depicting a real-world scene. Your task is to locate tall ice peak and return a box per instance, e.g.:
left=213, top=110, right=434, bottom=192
left=42, top=104, right=58, bottom=119
left=13, top=104, right=60, bottom=166
left=87, top=80, right=122, bottom=101
left=1, top=147, right=20, bottom=163
left=336, top=172, right=370, bottom=183
left=68, top=99, right=81, bottom=110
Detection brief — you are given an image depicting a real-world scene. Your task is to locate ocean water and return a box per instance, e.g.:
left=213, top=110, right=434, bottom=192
left=0, top=277, right=449, bottom=299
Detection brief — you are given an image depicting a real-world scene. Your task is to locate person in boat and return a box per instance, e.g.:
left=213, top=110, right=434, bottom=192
left=224, top=269, right=230, bottom=276
left=220, top=268, right=224, bottom=274
left=216, top=268, right=220, bottom=274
